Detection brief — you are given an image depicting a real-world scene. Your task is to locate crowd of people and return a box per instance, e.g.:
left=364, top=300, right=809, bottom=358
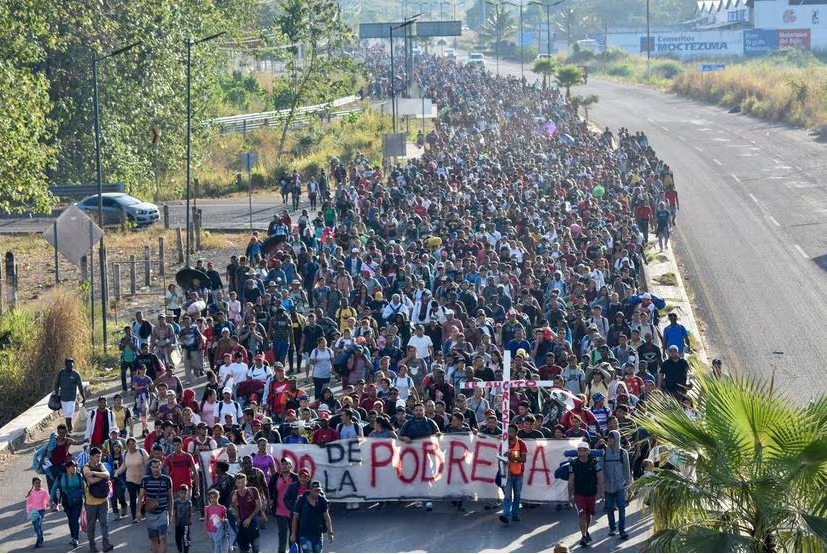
left=33, top=50, right=693, bottom=553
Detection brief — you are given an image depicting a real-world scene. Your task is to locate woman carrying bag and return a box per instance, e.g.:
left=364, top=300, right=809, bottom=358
left=49, top=460, right=86, bottom=549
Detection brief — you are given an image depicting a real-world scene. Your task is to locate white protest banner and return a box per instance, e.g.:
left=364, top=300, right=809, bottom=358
left=200, top=436, right=581, bottom=503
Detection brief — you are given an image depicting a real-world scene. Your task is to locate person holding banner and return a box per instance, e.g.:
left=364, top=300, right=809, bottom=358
left=499, top=423, right=527, bottom=525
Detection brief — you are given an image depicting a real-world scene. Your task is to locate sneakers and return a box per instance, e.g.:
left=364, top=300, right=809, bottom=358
left=102, top=545, right=114, bottom=553
left=619, top=532, right=629, bottom=541
left=70, top=539, right=79, bottom=548
left=586, top=532, right=592, bottom=543
left=499, top=515, right=510, bottom=524
left=579, top=537, right=589, bottom=548
left=511, top=515, right=520, bottom=522
left=424, top=501, right=433, bottom=511
left=120, top=505, right=127, bottom=517
left=608, top=530, right=617, bottom=537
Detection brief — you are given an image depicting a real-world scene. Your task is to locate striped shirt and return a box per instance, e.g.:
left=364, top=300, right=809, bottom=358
left=141, top=474, right=173, bottom=513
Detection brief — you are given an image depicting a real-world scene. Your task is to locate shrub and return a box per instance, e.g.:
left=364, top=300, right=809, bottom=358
left=606, top=62, right=633, bottom=77
left=0, top=288, right=90, bottom=427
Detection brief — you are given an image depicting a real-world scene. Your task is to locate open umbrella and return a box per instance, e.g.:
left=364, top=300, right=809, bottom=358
left=175, top=267, right=209, bottom=291
left=559, top=134, right=576, bottom=146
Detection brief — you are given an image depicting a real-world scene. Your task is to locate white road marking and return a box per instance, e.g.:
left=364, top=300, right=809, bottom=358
left=661, top=126, right=669, bottom=132
left=731, top=174, right=741, bottom=182
left=768, top=215, right=781, bottom=227
left=749, top=193, right=782, bottom=228
left=713, top=159, right=722, bottom=166
left=748, top=193, right=760, bottom=204
left=646, top=118, right=654, bottom=124
left=678, top=136, right=686, bottom=141
left=694, top=146, right=703, bottom=152
left=794, top=244, right=810, bottom=259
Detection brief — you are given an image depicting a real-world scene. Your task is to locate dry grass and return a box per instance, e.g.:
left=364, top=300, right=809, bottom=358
left=0, top=288, right=90, bottom=427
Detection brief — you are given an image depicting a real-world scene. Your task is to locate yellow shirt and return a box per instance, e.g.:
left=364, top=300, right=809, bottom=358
left=83, top=464, right=111, bottom=506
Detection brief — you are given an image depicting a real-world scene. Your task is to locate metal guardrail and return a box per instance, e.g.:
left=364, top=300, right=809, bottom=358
left=49, top=183, right=126, bottom=198
left=207, top=95, right=359, bottom=134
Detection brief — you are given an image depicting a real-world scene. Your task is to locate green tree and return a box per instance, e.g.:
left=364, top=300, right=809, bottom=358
left=634, top=374, right=827, bottom=553
left=572, top=93, right=599, bottom=121
left=479, top=4, right=518, bottom=48
left=555, top=64, right=583, bottom=98
left=270, top=0, right=362, bottom=159
left=532, top=58, right=557, bottom=90
left=0, top=1, right=56, bottom=213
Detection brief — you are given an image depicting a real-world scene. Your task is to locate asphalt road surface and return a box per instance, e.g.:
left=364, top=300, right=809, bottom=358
left=489, top=57, right=827, bottom=398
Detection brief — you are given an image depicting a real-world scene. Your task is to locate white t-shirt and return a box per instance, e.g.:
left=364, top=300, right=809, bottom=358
left=394, top=375, right=415, bottom=400
left=229, top=363, right=249, bottom=387
left=407, top=335, right=433, bottom=360
left=214, top=400, right=242, bottom=424
left=218, top=364, right=234, bottom=387
left=247, top=365, right=270, bottom=382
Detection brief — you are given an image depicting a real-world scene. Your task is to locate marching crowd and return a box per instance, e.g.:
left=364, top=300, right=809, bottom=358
left=32, top=52, right=693, bottom=553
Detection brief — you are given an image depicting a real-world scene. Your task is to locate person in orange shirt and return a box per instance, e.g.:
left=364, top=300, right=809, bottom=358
left=499, top=423, right=527, bottom=525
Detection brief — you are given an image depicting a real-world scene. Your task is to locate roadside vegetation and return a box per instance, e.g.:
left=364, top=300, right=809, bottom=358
left=0, top=289, right=90, bottom=427
left=566, top=45, right=827, bottom=130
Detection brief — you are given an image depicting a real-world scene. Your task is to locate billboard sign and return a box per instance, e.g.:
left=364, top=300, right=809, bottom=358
left=744, top=29, right=778, bottom=57
left=777, top=28, right=811, bottom=49
left=415, top=20, right=462, bottom=37
left=359, top=22, right=406, bottom=39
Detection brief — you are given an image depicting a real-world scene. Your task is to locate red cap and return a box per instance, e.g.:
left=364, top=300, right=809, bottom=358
left=299, top=468, right=311, bottom=477
left=485, top=409, right=496, bottom=416
left=319, top=412, right=330, bottom=420
left=286, top=409, right=296, bottom=416
left=254, top=354, right=264, bottom=361
left=367, top=383, right=376, bottom=390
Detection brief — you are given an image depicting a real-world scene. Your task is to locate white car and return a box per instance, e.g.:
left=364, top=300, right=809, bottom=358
left=468, top=52, right=486, bottom=67
left=76, top=193, right=160, bottom=226
left=445, top=48, right=456, bottom=60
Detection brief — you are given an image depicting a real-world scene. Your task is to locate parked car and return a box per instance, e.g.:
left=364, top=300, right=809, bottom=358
left=468, top=52, right=486, bottom=67
left=76, top=193, right=160, bottom=226
left=445, top=47, right=456, bottom=60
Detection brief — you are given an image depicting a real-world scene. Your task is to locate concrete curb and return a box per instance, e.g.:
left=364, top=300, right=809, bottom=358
left=0, top=382, right=89, bottom=456
left=644, top=237, right=710, bottom=366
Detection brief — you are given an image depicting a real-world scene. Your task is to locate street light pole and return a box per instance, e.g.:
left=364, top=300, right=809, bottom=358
left=504, top=1, right=524, bottom=80
left=646, top=0, right=651, bottom=80
left=186, top=31, right=225, bottom=269
left=390, top=17, right=419, bottom=133
left=92, top=40, right=140, bottom=353
left=486, top=1, right=500, bottom=76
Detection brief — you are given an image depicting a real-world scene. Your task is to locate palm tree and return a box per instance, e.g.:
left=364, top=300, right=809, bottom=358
left=554, top=64, right=583, bottom=98
left=633, top=374, right=827, bottom=553
left=479, top=4, right=517, bottom=48
left=532, top=58, right=556, bottom=90
left=571, top=93, right=598, bottom=121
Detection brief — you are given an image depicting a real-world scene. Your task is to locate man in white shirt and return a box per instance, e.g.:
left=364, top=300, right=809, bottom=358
left=214, top=389, right=243, bottom=424
left=218, top=352, right=235, bottom=390
left=247, top=354, right=271, bottom=382
left=407, top=324, right=434, bottom=363
left=229, top=352, right=249, bottom=395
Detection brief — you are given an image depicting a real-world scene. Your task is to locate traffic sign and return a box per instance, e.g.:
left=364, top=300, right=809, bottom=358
left=698, top=64, right=726, bottom=72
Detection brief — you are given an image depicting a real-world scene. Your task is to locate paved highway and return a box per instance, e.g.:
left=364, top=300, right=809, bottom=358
left=495, top=57, right=827, bottom=397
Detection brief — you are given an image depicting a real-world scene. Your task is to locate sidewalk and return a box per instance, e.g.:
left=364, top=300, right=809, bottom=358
left=643, top=233, right=710, bottom=372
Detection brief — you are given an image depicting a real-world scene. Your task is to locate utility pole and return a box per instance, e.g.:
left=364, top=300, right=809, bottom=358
left=92, top=40, right=140, bottom=353
left=504, top=1, right=524, bottom=80
left=185, top=31, right=225, bottom=268
left=390, top=16, right=420, bottom=133
left=646, top=0, right=651, bottom=80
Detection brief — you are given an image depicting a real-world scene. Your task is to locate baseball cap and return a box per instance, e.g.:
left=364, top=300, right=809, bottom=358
left=254, top=354, right=264, bottom=361
left=318, top=403, right=330, bottom=413
left=319, top=412, right=330, bottom=420
left=299, top=468, right=311, bottom=477
left=576, top=442, right=590, bottom=450
left=310, top=480, right=322, bottom=490
left=592, top=392, right=605, bottom=402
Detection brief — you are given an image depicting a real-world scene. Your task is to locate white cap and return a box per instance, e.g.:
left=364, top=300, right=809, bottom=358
left=641, top=292, right=651, bottom=299
left=576, top=441, right=590, bottom=450
left=318, top=403, right=330, bottom=413
left=351, top=248, right=359, bottom=254
left=396, top=399, right=407, bottom=408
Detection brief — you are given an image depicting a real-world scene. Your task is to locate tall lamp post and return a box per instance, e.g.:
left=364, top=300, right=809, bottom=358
left=92, top=40, right=141, bottom=353
left=390, top=16, right=420, bottom=133
left=485, top=1, right=500, bottom=76
left=645, top=0, right=651, bottom=80
left=186, top=31, right=225, bottom=269
left=503, top=1, right=524, bottom=80
left=530, top=0, right=563, bottom=58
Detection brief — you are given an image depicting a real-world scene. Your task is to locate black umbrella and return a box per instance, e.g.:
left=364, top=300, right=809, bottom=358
left=175, top=267, right=210, bottom=291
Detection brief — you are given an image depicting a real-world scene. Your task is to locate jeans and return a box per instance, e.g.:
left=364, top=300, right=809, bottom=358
left=273, top=340, right=290, bottom=363
left=211, top=537, right=229, bottom=553
left=605, top=489, right=627, bottom=533
left=86, top=501, right=111, bottom=548
left=237, top=520, right=260, bottom=553
left=502, top=475, right=523, bottom=519
left=66, top=502, right=82, bottom=541
left=120, top=360, right=134, bottom=391
left=276, top=515, right=291, bottom=553
left=31, top=509, right=45, bottom=544
left=299, top=536, right=324, bottom=553
left=110, top=479, right=128, bottom=515
left=312, top=378, right=330, bottom=401
left=127, top=481, right=142, bottom=520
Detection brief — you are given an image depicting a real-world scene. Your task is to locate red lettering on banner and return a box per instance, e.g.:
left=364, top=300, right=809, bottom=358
left=470, top=440, right=497, bottom=484
left=298, top=454, right=316, bottom=477
left=397, top=447, right=420, bottom=484
left=446, top=439, right=470, bottom=484
left=527, top=444, right=552, bottom=487
left=421, top=439, right=445, bottom=482
left=370, top=441, right=395, bottom=487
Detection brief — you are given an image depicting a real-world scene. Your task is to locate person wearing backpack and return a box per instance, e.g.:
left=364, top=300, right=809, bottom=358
left=49, top=460, right=85, bottom=548
left=213, top=389, right=243, bottom=425
left=308, top=337, right=334, bottom=400
left=83, top=447, right=115, bottom=552
left=568, top=442, right=604, bottom=548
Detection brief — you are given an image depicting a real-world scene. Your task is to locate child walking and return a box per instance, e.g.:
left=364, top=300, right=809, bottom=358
left=26, top=476, right=50, bottom=548
left=205, top=489, right=230, bottom=553
left=174, top=484, right=193, bottom=553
